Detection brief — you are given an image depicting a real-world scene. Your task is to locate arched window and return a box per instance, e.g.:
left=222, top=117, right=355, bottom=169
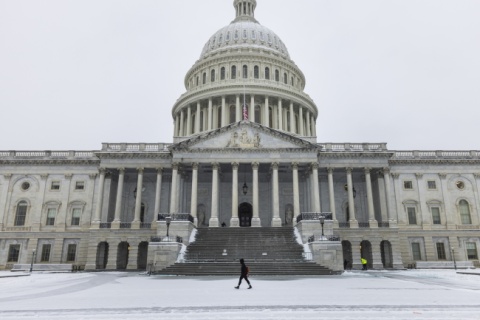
left=283, top=73, right=288, bottom=84
left=140, top=203, right=146, bottom=223
left=459, top=200, right=472, bottom=224
left=202, top=72, right=206, bottom=84
left=275, top=70, right=280, bottom=82
left=291, top=76, right=294, bottom=86
left=265, top=67, right=270, bottom=80
left=254, top=66, right=259, bottom=79
left=229, top=105, right=236, bottom=123
left=211, top=69, right=215, bottom=82
left=221, top=67, right=226, bottom=80
left=231, top=65, right=237, bottom=79
left=243, top=65, right=248, bottom=78
left=14, top=201, right=28, bottom=226
left=196, top=76, right=199, bottom=86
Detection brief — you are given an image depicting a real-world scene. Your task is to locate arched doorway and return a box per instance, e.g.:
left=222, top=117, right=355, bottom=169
left=137, top=242, right=149, bottom=270
left=342, top=240, right=352, bottom=270
left=117, top=242, right=129, bottom=270
left=380, top=240, right=393, bottom=268
left=238, top=202, right=253, bottom=227
left=360, top=240, right=373, bottom=269
left=96, top=242, right=109, bottom=270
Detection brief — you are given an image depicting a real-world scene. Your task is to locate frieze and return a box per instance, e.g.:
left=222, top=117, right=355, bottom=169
left=226, top=129, right=261, bottom=148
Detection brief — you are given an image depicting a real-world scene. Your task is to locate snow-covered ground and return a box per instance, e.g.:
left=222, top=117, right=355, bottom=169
left=1, top=269, right=480, bottom=319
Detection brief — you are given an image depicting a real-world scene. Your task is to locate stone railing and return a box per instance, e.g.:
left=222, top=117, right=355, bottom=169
left=318, top=143, right=388, bottom=152
left=393, top=150, right=480, bottom=160
left=101, top=143, right=171, bottom=152
left=0, top=150, right=96, bottom=159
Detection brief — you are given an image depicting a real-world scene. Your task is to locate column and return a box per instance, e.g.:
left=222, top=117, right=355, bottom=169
left=92, top=168, right=106, bottom=227
left=112, top=168, right=125, bottom=229
left=416, top=173, right=430, bottom=229
left=383, top=167, right=396, bottom=227
left=230, top=162, right=240, bottom=227
left=0, top=174, right=12, bottom=230
left=289, top=102, right=295, bottom=133
left=186, top=106, right=192, bottom=135
left=292, top=162, right=300, bottom=222
left=264, top=96, right=269, bottom=126
left=306, top=111, right=311, bottom=136
left=132, top=167, right=144, bottom=229
left=169, top=163, right=179, bottom=213
left=190, top=163, right=198, bottom=226
left=346, top=167, right=358, bottom=228
left=365, top=167, right=378, bottom=228
left=327, top=168, right=337, bottom=226
left=250, top=95, right=255, bottom=122
left=208, top=98, right=213, bottom=130
left=175, top=115, right=180, bottom=136
left=209, top=163, right=219, bottom=227
left=221, top=96, right=227, bottom=127
left=236, top=95, right=241, bottom=121
left=152, top=168, right=163, bottom=225
left=251, top=162, right=261, bottom=227
left=195, top=102, right=201, bottom=133
left=311, top=163, right=321, bottom=212
left=299, top=107, right=304, bottom=135
left=278, top=99, right=283, bottom=130
left=271, top=162, right=281, bottom=226
left=311, top=116, right=316, bottom=136
left=179, top=110, right=184, bottom=136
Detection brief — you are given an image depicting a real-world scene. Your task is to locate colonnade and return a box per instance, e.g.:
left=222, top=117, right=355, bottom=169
left=174, top=95, right=316, bottom=138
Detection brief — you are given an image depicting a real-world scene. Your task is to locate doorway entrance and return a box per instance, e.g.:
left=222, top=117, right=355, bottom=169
left=238, top=202, right=253, bottom=227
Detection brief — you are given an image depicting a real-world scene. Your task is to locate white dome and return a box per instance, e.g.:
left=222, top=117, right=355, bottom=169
left=200, top=21, right=290, bottom=60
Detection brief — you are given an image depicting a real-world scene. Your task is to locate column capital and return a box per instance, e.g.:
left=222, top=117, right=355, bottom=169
left=327, top=167, right=334, bottom=174
left=156, top=167, right=163, bottom=173
left=172, top=162, right=180, bottom=170
left=64, top=173, right=73, bottom=180
left=191, top=163, right=199, bottom=170
left=98, top=167, right=107, bottom=174
left=137, top=167, right=144, bottom=173
left=472, top=173, right=480, bottom=179
left=291, top=162, right=299, bottom=170
left=117, top=167, right=125, bottom=173
left=346, top=167, right=353, bottom=174
left=382, top=167, right=391, bottom=174
left=40, top=174, right=48, bottom=180
left=251, top=162, right=259, bottom=170
left=391, top=172, right=400, bottom=179
left=2, top=173, right=12, bottom=179
left=271, top=162, right=279, bottom=170
left=415, top=173, right=423, bottom=178
left=311, top=162, right=319, bottom=170
left=211, top=162, right=220, bottom=170
left=231, top=162, right=239, bottom=170
left=364, top=167, right=372, bottom=174
left=89, top=173, right=97, bottom=180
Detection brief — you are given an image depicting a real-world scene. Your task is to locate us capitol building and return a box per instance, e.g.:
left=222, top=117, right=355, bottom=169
left=1, top=0, right=479, bottom=272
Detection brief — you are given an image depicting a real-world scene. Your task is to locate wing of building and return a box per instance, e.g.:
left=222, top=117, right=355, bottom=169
left=1, top=0, right=479, bottom=272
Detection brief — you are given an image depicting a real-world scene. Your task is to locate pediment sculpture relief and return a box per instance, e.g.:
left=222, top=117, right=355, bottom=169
left=226, top=129, right=260, bottom=148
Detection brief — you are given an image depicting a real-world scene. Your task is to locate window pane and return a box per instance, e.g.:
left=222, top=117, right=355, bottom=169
left=436, top=243, right=446, bottom=260
left=466, top=242, right=478, bottom=260
left=427, top=181, right=436, bottom=189
left=67, top=244, right=77, bottom=261
left=407, top=207, right=417, bottom=225
left=46, top=208, right=56, bottom=226
left=41, top=244, right=51, bottom=262
left=15, top=202, right=28, bottom=226
left=51, top=181, right=60, bottom=190
left=71, top=208, right=81, bottom=226
left=75, top=181, right=85, bottom=190
left=404, top=181, right=413, bottom=189
left=412, top=243, right=421, bottom=260
left=431, top=207, right=441, bottom=224
left=7, top=244, right=20, bottom=262
left=460, top=200, right=472, bottom=224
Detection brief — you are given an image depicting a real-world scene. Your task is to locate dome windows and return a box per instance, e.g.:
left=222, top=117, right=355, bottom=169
left=259, top=32, right=264, bottom=42
left=234, top=30, right=239, bottom=40
left=275, top=70, right=280, bottom=82
left=254, top=66, right=259, bottom=79
left=251, top=30, right=256, bottom=40
left=265, top=67, right=270, bottom=80
left=226, top=32, right=231, bottom=41
left=211, top=69, right=216, bottom=82
left=221, top=67, right=226, bottom=80
left=203, top=72, right=207, bottom=84
left=231, top=65, right=237, bottom=79
left=243, top=65, right=248, bottom=78
left=243, top=29, right=247, bottom=40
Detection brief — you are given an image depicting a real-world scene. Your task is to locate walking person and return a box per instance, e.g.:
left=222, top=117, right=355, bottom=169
left=361, top=257, right=368, bottom=270
left=235, top=258, right=252, bottom=289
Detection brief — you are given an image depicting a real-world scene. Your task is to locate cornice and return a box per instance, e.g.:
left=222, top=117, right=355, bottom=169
left=94, top=152, right=171, bottom=160
left=390, top=159, right=480, bottom=165
left=318, top=152, right=394, bottom=159
left=0, top=159, right=99, bottom=166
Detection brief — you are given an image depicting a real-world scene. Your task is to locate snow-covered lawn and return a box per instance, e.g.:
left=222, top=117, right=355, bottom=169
left=1, top=269, right=479, bottom=319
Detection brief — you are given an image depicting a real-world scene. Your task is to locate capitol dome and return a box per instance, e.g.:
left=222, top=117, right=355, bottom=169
left=172, top=0, right=318, bottom=143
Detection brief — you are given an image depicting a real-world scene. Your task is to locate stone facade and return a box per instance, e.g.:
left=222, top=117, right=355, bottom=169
left=1, top=0, right=479, bottom=271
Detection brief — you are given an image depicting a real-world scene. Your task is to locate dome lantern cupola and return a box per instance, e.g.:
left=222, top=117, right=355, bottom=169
left=233, top=0, right=257, bottom=22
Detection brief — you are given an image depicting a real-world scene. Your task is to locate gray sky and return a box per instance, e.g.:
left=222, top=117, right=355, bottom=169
left=1, top=0, right=479, bottom=151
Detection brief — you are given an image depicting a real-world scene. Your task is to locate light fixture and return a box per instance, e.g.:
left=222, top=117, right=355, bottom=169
left=319, top=214, right=325, bottom=238
left=165, top=215, right=172, bottom=238
left=344, top=184, right=357, bottom=199
left=133, top=185, right=146, bottom=198
left=242, top=182, right=248, bottom=195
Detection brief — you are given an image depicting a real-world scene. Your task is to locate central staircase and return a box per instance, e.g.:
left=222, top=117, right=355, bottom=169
left=156, top=227, right=336, bottom=275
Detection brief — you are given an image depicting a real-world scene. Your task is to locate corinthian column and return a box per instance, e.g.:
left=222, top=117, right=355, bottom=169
left=169, top=163, right=179, bottom=213
left=383, top=167, right=396, bottom=227
left=152, top=168, right=163, bottom=225
left=195, top=102, right=201, bottom=133
left=209, top=163, right=220, bottom=227
left=271, top=162, right=281, bottom=227
left=190, top=163, right=198, bottom=226
left=365, top=167, right=378, bottom=228
left=251, top=162, right=261, bottom=227
left=292, top=162, right=300, bottom=222
left=278, top=99, right=283, bottom=130
left=346, top=168, right=358, bottom=228
left=92, top=168, right=106, bottom=227
left=311, top=163, right=321, bottom=212
left=231, top=162, right=240, bottom=227
left=112, top=168, right=125, bottom=229
left=132, top=167, right=144, bottom=229
left=327, top=168, right=337, bottom=226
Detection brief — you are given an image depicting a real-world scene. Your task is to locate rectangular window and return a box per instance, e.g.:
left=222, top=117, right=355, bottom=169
left=51, top=181, right=60, bottom=190
left=466, top=242, right=478, bottom=260
left=436, top=243, right=446, bottom=260
left=427, top=181, right=436, bottom=189
left=7, top=244, right=20, bottom=262
left=14, top=203, right=27, bottom=226
left=46, top=208, right=56, bottom=226
left=75, top=181, right=85, bottom=190
left=71, top=208, right=81, bottom=226
left=404, top=181, right=413, bottom=189
left=431, top=207, right=441, bottom=224
left=412, top=243, right=422, bottom=260
left=40, top=244, right=51, bottom=262
left=407, top=207, right=417, bottom=225
left=67, top=244, right=77, bottom=262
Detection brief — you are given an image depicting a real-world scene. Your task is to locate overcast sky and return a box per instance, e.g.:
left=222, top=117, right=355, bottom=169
left=1, top=0, right=479, bottom=151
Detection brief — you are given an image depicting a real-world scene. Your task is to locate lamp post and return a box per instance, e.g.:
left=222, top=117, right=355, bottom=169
left=451, top=247, right=457, bottom=270
left=29, top=249, right=36, bottom=273
left=165, top=215, right=172, bottom=240
left=319, top=214, right=325, bottom=240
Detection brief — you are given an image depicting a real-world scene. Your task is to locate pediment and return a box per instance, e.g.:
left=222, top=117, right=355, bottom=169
left=171, top=121, right=319, bottom=151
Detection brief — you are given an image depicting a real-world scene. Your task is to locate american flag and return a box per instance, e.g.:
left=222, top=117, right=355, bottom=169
left=242, top=103, right=248, bottom=120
